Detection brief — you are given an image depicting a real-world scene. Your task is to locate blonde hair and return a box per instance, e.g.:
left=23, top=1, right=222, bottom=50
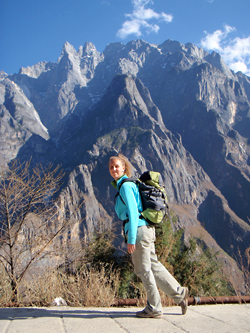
left=109, top=154, right=132, bottom=177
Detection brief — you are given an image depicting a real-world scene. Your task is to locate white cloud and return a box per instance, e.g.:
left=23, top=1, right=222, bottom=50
left=201, top=25, right=235, bottom=51
left=117, top=0, right=173, bottom=39
left=201, top=25, right=250, bottom=76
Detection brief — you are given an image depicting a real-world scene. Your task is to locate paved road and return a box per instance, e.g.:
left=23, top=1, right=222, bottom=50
left=0, top=303, right=249, bottom=333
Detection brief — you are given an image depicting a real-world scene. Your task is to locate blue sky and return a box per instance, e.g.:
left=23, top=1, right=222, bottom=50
left=1, top=0, right=250, bottom=75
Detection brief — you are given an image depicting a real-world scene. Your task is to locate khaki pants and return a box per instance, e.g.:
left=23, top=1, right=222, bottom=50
left=132, top=225, right=186, bottom=314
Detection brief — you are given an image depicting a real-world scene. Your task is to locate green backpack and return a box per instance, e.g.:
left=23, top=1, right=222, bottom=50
left=117, top=171, right=174, bottom=229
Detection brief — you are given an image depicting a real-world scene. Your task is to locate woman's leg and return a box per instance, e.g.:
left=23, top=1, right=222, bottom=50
left=149, top=228, right=188, bottom=308
left=132, top=225, right=162, bottom=314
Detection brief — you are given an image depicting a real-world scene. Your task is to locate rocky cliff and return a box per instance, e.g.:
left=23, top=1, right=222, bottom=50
left=1, top=39, right=250, bottom=291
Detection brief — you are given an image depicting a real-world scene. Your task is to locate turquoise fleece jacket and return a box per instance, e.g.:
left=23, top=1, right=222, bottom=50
left=112, top=175, right=148, bottom=244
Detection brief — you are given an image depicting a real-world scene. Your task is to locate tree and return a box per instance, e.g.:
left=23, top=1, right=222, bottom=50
left=0, top=161, right=75, bottom=303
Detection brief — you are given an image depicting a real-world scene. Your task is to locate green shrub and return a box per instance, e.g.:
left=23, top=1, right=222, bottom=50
left=155, top=215, right=234, bottom=297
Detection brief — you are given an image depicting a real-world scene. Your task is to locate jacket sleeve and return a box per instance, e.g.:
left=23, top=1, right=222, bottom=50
left=119, top=182, right=139, bottom=245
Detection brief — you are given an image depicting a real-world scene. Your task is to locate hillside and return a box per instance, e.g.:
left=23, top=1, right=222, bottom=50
left=1, top=39, right=250, bottom=291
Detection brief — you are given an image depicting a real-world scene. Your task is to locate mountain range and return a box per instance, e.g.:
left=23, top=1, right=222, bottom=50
left=1, top=39, right=250, bottom=292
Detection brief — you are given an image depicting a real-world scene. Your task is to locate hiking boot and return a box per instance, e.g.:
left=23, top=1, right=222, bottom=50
left=136, top=308, right=162, bottom=319
left=179, top=287, right=189, bottom=315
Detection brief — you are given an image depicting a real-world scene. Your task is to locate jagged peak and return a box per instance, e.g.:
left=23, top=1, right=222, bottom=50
left=103, top=39, right=157, bottom=60
left=185, top=42, right=209, bottom=59
left=158, top=40, right=207, bottom=60
left=57, top=42, right=78, bottom=64
left=17, top=61, right=54, bottom=78
left=159, top=39, right=185, bottom=53
left=82, top=41, right=97, bottom=54
left=205, top=51, right=234, bottom=78
left=126, top=39, right=149, bottom=49
left=0, top=70, right=8, bottom=81
left=103, top=42, right=124, bottom=55
left=62, top=41, right=77, bottom=56
left=77, top=42, right=100, bottom=59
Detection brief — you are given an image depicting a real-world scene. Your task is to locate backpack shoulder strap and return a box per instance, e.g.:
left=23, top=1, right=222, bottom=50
left=118, top=177, right=137, bottom=191
left=116, top=177, right=138, bottom=205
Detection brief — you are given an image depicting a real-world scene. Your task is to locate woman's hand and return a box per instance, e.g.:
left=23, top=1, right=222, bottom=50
left=127, top=243, right=136, bottom=254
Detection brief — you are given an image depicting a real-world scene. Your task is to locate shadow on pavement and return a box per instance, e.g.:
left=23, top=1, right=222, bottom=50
left=0, top=307, right=182, bottom=320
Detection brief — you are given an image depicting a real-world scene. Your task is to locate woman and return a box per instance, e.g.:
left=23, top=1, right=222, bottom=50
left=109, top=154, right=188, bottom=318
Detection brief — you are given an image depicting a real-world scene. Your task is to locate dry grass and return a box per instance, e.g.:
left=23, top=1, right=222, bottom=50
left=0, top=267, right=12, bottom=305
left=0, top=264, right=121, bottom=307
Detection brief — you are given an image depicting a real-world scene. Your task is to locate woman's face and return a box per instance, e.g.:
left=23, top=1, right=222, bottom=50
left=109, top=158, right=125, bottom=180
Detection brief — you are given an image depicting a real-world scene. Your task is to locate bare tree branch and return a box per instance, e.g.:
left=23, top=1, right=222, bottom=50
left=0, top=160, right=80, bottom=303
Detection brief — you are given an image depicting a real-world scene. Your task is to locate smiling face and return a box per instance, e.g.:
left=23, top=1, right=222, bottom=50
left=109, top=158, right=125, bottom=180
